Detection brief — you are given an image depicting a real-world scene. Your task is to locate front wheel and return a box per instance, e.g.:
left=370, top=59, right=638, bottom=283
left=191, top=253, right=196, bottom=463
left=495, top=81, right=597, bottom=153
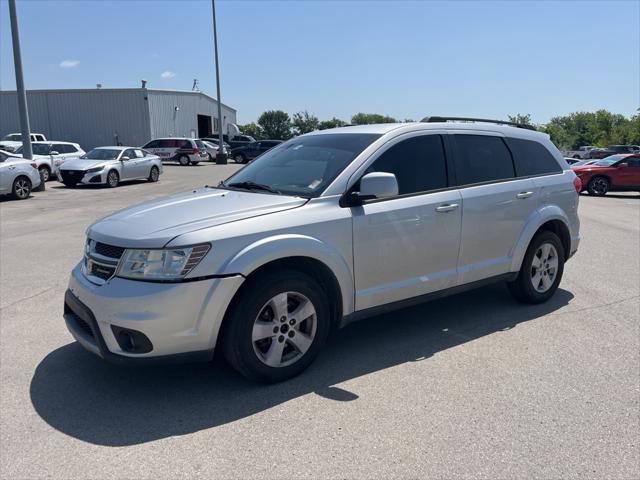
left=12, top=176, right=32, bottom=200
left=148, top=166, right=159, bottom=182
left=178, top=155, right=190, bottom=166
left=587, top=176, right=609, bottom=196
left=38, top=166, right=50, bottom=182
left=222, top=270, right=331, bottom=382
left=106, top=170, right=119, bottom=188
left=233, top=153, right=245, bottom=164
left=508, top=231, right=565, bottom=304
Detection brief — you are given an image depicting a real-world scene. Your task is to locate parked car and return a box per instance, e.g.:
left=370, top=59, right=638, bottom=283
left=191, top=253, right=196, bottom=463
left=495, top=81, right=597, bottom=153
left=205, top=134, right=257, bottom=150
left=230, top=140, right=283, bottom=163
left=63, top=119, right=580, bottom=382
left=0, top=132, right=47, bottom=152
left=58, top=147, right=162, bottom=188
left=14, top=141, right=84, bottom=182
left=141, top=138, right=208, bottom=166
left=570, top=159, right=599, bottom=167
left=586, top=148, right=617, bottom=159
left=573, top=154, right=640, bottom=196
left=564, top=146, right=595, bottom=159
left=564, top=157, right=581, bottom=165
left=606, top=145, right=638, bottom=154
left=0, top=151, right=41, bottom=200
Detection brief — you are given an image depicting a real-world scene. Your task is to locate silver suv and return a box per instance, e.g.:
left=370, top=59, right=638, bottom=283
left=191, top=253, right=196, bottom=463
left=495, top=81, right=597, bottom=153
left=63, top=117, right=581, bottom=382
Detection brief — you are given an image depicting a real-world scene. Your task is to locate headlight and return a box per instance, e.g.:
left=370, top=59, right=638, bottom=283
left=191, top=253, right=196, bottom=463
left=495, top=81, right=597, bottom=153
left=86, top=166, right=104, bottom=173
left=117, top=244, right=210, bottom=281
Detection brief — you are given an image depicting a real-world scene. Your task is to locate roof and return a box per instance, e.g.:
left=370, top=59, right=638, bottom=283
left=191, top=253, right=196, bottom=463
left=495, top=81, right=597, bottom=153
left=310, top=122, right=548, bottom=140
left=93, top=146, right=128, bottom=150
left=0, top=87, right=236, bottom=112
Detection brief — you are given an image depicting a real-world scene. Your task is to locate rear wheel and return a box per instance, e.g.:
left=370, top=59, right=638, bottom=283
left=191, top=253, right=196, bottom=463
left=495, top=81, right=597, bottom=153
left=587, top=176, right=609, bottom=196
left=222, top=270, right=330, bottom=382
left=12, top=176, right=32, bottom=200
left=148, top=166, right=159, bottom=182
left=178, top=155, right=190, bottom=166
left=38, top=166, right=50, bottom=182
left=234, top=153, right=245, bottom=164
left=106, top=170, right=119, bottom=188
left=508, top=231, right=564, bottom=304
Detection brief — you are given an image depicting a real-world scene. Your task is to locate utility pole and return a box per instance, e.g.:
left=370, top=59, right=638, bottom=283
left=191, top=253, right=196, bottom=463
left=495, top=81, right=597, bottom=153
left=212, top=0, right=227, bottom=164
left=8, top=0, right=33, bottom=160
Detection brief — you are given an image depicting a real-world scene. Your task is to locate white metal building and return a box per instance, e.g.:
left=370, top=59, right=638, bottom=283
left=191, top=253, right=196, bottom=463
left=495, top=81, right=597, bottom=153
left=0, top=88, right=237, bottom=150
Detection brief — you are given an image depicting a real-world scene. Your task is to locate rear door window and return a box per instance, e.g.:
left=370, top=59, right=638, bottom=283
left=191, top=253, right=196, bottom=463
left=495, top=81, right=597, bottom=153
left=506, top=138, right=562, bottom=176
left=453, top=135, right=515, bottom=185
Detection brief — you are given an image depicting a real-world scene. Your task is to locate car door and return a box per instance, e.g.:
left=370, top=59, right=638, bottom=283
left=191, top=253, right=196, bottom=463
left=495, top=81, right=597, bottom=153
left=616, top=156, right=640, bottom=187
left=351, top=133, right=462, bottom=310
left=0, top=155, right=12, bottom=193
left=451, top=133, right=539, bottom=285
left=132, top=149, right=150, bottom=177
left=119, top=149, right=138, bottom=179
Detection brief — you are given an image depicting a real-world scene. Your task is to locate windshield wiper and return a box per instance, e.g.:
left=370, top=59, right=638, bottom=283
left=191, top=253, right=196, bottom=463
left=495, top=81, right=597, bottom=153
left=226, top=181, right=281, bottom=194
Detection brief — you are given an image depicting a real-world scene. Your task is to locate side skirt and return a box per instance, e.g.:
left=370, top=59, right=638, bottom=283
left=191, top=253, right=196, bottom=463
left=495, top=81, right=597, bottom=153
left=340, top=272, right=518, bottom=328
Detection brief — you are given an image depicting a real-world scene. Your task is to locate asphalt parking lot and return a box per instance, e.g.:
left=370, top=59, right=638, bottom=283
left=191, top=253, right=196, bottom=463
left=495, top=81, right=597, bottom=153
left=1, top=163, right=638, bottom=479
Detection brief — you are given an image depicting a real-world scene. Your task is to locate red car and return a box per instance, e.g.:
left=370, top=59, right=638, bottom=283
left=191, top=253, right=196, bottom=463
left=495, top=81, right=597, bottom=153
left=572, top=154, right=640, bottom=196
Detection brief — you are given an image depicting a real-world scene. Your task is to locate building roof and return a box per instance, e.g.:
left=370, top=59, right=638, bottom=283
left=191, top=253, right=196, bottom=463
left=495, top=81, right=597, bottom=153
left=0, top=87, right=236, bottom=112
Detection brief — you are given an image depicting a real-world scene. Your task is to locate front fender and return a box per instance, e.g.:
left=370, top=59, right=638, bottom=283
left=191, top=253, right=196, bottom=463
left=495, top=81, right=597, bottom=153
left=220, top=234, right=355, bottom=315
left=509, top=205, right=571, bottom=272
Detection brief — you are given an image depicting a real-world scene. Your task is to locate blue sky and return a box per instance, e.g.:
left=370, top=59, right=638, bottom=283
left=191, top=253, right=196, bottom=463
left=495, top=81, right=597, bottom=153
left=1, top=0, right=638, bottom=124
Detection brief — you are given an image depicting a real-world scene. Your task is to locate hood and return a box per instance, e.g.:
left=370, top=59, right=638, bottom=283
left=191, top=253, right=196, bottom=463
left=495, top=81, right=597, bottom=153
left=60, top=158, right=109, bottom=170
left=88, top=188, right=307, bottom=248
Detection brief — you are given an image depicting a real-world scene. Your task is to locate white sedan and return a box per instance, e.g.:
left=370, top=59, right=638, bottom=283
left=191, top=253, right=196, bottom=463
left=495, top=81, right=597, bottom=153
left=0, top=151, right=42, bottom=200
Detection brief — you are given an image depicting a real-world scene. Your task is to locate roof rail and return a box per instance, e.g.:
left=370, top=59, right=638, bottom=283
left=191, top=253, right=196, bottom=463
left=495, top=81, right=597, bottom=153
left=420, top=116, right=537, bottom=131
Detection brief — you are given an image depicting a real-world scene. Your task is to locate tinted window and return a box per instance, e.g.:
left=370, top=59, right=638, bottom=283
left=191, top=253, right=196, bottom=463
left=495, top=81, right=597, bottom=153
left=52, top=144, right=66, bottom=153
left=507, top=138, right=562, bottom=176
left=364, top=135, right=448, bottom=195
left=179, top=140, right=193, bottom=149
left=122, top=149, right=136, bottom=159
left=144, top=140, right=160, bottom=149
left=454, top=135, right=515, bottom=185
left=195, top=140, right=206, bottom=149
left=626, top=157, right=640, bottom=167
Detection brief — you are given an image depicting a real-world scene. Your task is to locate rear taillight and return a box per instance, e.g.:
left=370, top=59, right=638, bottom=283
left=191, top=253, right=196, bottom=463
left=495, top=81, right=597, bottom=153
left=573, top=176, right=582, bottom=194
left=192, top=147, right=200, bottom=154
left=30, top=162, right=37, bottom=169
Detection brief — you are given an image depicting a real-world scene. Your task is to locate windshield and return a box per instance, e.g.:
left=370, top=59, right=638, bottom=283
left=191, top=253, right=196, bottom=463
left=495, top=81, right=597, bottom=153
left=593, top=155, right=624, bottom=166
left=15, top=143, right=51, bottom=155
left=81, top=148, right=122, bottom=160
left=222, top=133, right=381, bottom=197
left=2, top=134, right=21, bottom=141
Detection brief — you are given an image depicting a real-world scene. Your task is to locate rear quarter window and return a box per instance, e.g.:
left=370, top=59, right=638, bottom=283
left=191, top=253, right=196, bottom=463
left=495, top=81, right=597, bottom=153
left=506, top=138, right=562, bottom=176
left=453, top=135, right=515, bottom=185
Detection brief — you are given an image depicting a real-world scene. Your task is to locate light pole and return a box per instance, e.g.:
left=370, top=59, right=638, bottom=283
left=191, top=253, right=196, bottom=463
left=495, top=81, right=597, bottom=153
left=212, top=0, right=227, bottom=164
left=8, top=0, right=32, bottom=160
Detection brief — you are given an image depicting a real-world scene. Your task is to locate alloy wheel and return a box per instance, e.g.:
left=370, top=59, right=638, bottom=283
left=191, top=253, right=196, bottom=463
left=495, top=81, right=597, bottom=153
left=590, top=177, right=608, bottom=195
left=530, top=243, right=559, bottom=293
left=13, top=178, right=31, bottom=199
left=252, top=291, right=317, bottom=368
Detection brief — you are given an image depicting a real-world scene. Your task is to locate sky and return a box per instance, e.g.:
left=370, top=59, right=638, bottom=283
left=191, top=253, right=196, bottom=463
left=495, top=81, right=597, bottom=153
left=1, top=0, right=638, bottom=125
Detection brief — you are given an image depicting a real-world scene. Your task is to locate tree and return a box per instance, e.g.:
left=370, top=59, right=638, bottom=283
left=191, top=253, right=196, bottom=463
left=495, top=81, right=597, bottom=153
left=318, top=117, right=348, bottom=130
left=351, top=113, right=397, bottom=125
left=507, top=113, right=533, bottom=126
left=257, top=110, right=292, bottom=140
left=292, top=110, right=319, bottom=135
left=237, top=122, right=264, bottom=140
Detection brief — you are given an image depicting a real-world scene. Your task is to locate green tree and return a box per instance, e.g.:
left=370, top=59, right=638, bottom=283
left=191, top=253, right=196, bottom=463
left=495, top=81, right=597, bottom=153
left=237, top=122, right=264, bottom=140
left=351, top=113, right=397, bottom=125
left=257, top=110, right=292, bottom=140
left=318, top=117, right=348, bottom=130
left=507, top=113, right=533, bottom=126
left=292, top=110, right=320, bottom=135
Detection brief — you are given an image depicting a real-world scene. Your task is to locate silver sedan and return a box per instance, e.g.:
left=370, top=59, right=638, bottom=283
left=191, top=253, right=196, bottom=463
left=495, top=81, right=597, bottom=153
left=58, top=147, right=163, bottom=188
left=0, top=151, right=42, bottom=200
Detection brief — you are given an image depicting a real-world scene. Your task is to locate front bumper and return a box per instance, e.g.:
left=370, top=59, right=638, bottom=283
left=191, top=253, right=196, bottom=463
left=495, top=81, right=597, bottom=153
left=58, top=169, right=105, bottom=184
left=64, top=263, right=244, bottom=364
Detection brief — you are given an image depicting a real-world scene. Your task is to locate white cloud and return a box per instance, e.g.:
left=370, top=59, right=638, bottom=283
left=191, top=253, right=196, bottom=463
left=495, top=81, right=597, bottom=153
left=160, top=71, right=176, bottom=79
left=59, top=59, right=80, bottom=69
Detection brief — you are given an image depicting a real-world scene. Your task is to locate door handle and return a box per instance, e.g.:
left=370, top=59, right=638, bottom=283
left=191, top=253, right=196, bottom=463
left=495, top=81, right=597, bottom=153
left=516, top=191, right=534, bottom=199
left=435, top=203, right=459, bottom=213
left=8, top=165, right=16, bottom=170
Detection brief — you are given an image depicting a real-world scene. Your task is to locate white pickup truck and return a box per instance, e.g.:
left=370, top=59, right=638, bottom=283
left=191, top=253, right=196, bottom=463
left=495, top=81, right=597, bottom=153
left=564, top=146, right=595, bottom=159
left=0, top=133, right=48, bottom=153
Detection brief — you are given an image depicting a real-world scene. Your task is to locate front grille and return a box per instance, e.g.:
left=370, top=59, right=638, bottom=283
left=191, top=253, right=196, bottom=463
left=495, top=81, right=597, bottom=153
left=88, top=261, right=116, bottom=280
left=94, top=242, right=125, bottom=260
left=60, top=170, right=85, bottom=183
left=66, top=309, right=94, bottom=339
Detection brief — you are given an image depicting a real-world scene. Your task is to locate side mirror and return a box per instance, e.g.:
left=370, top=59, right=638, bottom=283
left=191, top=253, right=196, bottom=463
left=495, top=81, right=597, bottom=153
left=618, top=162, right=628, bottom=168
left=348, top=172, right=399, bottom=205
left=120, top=156, right=130, bottom=161
left=50, top=151, right=59, bottom=156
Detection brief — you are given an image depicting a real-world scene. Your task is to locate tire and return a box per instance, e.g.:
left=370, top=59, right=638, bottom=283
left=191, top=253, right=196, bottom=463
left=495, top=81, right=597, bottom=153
left=106, top=170, right=119, bottom=188
left=38, top=166, right=50, bottom=182
left=178, top=155, right=190, bottom=166
left=233, top=153, right=245, bottom=164
left=191, top=161, right=200, bottom=166
left=587, top=176, right=609, bottom=196
left=508, top=231, right=565, bottom=304
left=222, top=269, right=331, bottom=383
left=148, top=166, right=160, bottom=182
left=11, top=176, right=32, bottom=200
